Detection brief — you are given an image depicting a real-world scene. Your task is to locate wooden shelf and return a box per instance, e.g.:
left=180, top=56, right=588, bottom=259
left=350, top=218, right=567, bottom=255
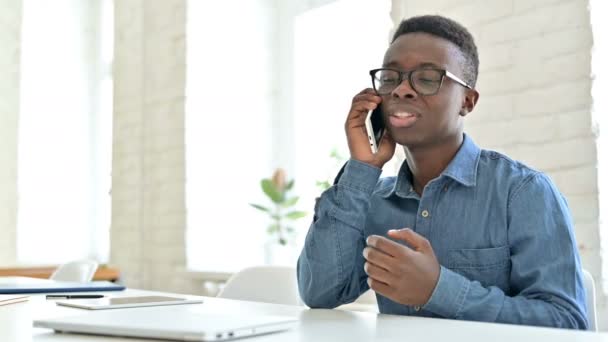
left=0, top=265, right=120, bottom=282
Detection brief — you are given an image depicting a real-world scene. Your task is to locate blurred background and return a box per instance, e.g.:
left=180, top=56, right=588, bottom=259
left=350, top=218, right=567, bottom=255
left=0, top=0, right=606, bottom=330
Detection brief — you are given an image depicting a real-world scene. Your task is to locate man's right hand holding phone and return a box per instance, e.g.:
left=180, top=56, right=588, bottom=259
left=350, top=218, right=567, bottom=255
left=346, top=88, right=396, bottom=169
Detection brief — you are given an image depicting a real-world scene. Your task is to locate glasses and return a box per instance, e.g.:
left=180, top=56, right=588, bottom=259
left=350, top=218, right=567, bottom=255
left=369, top=68, right=472, bottom=96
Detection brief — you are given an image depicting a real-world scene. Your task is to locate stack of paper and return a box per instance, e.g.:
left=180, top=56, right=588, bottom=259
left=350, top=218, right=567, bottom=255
left=0, top=294, right=29, bottom=306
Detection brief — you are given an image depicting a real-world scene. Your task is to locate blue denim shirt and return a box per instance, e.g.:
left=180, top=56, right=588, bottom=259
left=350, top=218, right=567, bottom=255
left=297, top=134, right=587, bottom=329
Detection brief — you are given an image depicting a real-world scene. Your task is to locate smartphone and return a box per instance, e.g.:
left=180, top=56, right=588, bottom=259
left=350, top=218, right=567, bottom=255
left=364, top=106, right=385, bottom=154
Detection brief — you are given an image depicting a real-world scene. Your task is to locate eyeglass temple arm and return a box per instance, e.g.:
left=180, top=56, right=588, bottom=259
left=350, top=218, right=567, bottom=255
left=446, top=70, right=472, bottom=89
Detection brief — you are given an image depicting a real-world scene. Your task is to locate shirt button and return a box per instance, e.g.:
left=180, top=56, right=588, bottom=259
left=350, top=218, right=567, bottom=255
left=421, top=210, right=429, bottom=218
left=414, top=306, right=421, bottom=311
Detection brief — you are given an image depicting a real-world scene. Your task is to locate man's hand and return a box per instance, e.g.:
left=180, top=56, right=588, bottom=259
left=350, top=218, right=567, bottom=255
left=363, top=228, right=440, bottom=306
left=346, top=88, right=396, bottom=169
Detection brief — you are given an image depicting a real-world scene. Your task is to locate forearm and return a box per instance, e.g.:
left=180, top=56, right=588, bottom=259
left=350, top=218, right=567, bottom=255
left=423, top=267, right=587, bottom=329
left=297, top=160, right=381, bottom=308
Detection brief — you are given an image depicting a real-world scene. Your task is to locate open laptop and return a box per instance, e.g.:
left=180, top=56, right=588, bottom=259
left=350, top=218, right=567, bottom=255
left=34, top=308, right=298, bottom=341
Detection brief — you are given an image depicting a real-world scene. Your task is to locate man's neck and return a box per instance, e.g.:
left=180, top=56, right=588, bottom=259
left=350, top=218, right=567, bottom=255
left=404, top=134, right=464, bottom=195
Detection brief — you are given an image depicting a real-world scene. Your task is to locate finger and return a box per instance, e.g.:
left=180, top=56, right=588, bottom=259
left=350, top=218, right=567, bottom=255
left=364, top=261, right=394, bottom=284
left=349, top=101, right=378, bottom=116
left=345, top=103, right=378, bottom=129
left=367, top=277, right=392, bottom=297
left=355, top=88, right=378, bottom=97
left=387, top=228, right=432, bottom=252
left=363, top=246, right=394, bottom=271
left=367, top=235, right=410, bottom=258
left=352, top=93, right=382, bottom=105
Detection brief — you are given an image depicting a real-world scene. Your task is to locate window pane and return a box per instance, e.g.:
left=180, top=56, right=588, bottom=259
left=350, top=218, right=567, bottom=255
left=292, top=0, right=394, bottom=241
left=18, top=0, right=112, bottom=264
left=186, top=0, right=274, bottom=272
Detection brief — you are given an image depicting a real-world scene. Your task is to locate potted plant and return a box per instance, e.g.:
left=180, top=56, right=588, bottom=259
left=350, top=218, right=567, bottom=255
left=250, top=168, right=307, bottom=264
left=316, top=148, right=347, bottom=192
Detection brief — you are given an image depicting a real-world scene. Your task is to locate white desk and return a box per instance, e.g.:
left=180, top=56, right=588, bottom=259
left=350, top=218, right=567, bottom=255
left=1, top=288, right=606, bottom=341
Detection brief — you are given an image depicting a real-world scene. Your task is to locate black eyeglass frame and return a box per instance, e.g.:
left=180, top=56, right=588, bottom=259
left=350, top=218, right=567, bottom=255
left=369, top=67, right=473, bottom=96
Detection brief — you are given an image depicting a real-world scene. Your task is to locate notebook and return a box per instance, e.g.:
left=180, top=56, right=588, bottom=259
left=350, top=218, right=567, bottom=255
left=0, top=294, right=29, bottom=306
left=34, top=308, right=298, bottom=341
left=0, top=277, right=125, bottom=294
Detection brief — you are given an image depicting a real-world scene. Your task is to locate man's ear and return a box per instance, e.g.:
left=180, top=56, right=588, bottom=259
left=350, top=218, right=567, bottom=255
left=460, top=89, right=479, bottom=116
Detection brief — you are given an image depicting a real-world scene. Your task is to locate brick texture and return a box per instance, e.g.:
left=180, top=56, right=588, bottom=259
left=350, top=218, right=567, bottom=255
left=111, top=0, right=187, bottom=292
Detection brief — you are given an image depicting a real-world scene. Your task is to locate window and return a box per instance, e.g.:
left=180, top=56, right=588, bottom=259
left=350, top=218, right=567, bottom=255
left=186, top=0, right=275, bottom=272
left=17, top=0, right=113, bottom=264
left=292, top=0, right=395, bottom=240
left=186, top=0, right=394, bottom=272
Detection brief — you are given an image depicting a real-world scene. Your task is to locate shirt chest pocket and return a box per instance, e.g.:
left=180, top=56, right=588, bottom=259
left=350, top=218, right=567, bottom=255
left=447, top=246, right=511, bottom=293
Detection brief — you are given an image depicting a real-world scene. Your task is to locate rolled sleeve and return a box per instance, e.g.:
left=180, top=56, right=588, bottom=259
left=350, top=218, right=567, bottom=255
left=422, top=266, right=470, bottom=319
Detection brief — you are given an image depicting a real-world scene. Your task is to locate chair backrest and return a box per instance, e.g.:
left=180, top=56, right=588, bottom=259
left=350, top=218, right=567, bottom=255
left=582, top=269, right=598, bottom=331
left=50, top=260, right=98, bottom=283
left=217, top=266, right=300, bottom=306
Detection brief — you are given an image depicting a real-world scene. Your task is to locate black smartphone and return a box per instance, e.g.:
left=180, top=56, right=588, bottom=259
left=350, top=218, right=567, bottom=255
left=365, top=106, right=385, bottom=154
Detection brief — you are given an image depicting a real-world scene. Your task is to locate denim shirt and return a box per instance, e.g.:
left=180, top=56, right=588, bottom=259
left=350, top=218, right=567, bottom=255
left=297, top=134, right=587, bottom=329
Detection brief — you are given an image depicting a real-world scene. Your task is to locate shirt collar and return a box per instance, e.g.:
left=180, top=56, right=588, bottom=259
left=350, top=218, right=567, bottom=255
left=381, top=134, right=481, bottom=199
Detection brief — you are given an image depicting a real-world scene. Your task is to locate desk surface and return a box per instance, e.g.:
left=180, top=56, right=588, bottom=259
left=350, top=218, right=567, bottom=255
left=1, top=288, right=606, bottom=341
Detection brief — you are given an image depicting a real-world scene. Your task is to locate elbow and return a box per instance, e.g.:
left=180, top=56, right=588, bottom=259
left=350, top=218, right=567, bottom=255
left=297, top=257, right=338, bottom=309
left=550, top=300, right=589, bottom=330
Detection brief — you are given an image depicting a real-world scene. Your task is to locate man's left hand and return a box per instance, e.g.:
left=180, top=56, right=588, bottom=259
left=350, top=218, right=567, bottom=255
left=363, top=228, right=440, bottom=307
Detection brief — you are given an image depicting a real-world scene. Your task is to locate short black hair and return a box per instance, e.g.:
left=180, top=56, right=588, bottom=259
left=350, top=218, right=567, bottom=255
left=392, top=15, right=479, bottom=87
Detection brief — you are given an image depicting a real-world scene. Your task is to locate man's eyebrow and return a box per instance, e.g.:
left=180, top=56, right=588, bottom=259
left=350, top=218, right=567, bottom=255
left=382, top=61, right=444, bottom=69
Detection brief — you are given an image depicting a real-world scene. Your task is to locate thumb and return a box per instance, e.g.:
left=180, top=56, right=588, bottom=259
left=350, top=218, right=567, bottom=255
left=387, top=228, right=431, bottom=252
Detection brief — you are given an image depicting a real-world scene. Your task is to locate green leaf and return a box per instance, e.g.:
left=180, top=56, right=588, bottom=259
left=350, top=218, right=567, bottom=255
left=282, top=196, right=299, bottom=207
left=286, top=211, right=308, bottom=220
left=316, top=180, right=331, bottom=190
left=266, top=224, right=279, bottom=233
left=285, top=179, right=295, bottom=191
left=249, top=203, right=270, bottom=212
left=261, top=179, right=282, bottom=203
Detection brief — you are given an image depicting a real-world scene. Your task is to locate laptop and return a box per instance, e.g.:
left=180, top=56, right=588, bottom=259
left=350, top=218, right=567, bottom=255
left=33, top=308, right=298, bottom=341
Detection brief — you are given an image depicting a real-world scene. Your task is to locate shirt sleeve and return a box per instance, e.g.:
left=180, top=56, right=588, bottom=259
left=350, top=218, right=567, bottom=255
left=297, top=159, right=381, bottom=308
left=422, top=172, right=588, bottom=329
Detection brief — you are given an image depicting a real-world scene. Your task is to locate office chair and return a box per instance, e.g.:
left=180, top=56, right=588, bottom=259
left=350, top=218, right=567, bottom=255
left=217, top=266, right=301, bottom=306
left=50, top=260, right=98, bottom=283
left=582, top=269, right=598, bottom=331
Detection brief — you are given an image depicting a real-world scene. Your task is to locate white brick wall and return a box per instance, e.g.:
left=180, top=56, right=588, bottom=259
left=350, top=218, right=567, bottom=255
left=0, top=0, right=21, bottom=265
left=111, top=0, right=187, bottom=292
left=392, top=0, right=605, bottom=330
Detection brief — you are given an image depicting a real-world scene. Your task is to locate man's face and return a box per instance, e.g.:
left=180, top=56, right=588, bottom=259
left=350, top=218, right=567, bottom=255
left=380, top=32, right=476, bottom=148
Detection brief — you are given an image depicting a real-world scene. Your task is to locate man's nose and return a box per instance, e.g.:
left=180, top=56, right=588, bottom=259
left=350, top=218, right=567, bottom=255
left=391, top=78, right=417, bottom=99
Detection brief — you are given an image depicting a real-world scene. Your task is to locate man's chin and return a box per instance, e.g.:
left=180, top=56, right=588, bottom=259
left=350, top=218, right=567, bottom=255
left=388, top=130, right=425, bottom=148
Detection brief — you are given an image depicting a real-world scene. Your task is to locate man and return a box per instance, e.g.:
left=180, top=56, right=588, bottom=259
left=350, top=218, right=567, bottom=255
left=297, top=15, right=587, bottom=329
